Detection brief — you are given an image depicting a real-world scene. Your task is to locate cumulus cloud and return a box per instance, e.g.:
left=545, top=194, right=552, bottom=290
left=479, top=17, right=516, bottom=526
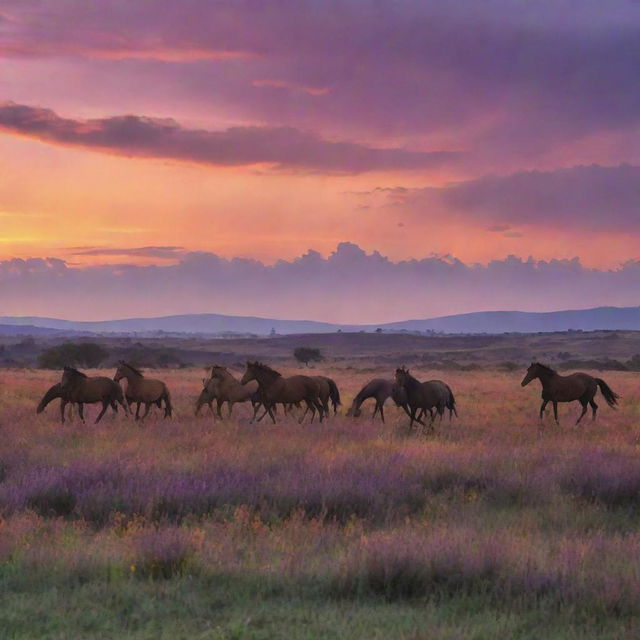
left=0, top=102, right=458, bottom=173
left=2, top=243, right=640, bottom=323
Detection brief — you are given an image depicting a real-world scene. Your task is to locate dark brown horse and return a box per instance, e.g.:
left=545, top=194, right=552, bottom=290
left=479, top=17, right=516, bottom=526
left=394, top=367, right=449, bottom=430
left=346, top=378, right=410, bottom=423
left=37, top=382, right=120, bottom=422
left=114, top=361, right=173, bottom=420
left=240, top=361, right=324, bottom=424
left=521, top=362, right=619, bottom=424
left=60, top=366, right=129, bottom=424
left=316, top=375, right=341, bottom=414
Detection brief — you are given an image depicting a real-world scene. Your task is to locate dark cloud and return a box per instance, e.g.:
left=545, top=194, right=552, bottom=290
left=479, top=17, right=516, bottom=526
left=388, top=164, right=640, bottom=232
left=2, top=243, right=640, bottom=323
left=0, top=102, right=459, bottom=173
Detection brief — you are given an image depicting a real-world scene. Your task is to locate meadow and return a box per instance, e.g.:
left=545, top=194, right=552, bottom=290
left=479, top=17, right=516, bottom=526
left=2, top=363, right=640, bottom=639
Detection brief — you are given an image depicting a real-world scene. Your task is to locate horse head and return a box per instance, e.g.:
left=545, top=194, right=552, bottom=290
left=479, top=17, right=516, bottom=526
left=394, top=366, right=409, bottom=386
left=521, top=362, right=539, bottom=387
left=240, top=361, right=256, bottom=385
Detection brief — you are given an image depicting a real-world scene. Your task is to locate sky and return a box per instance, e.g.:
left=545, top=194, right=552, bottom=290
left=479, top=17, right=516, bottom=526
left=1, top=0, right=640, bottom=322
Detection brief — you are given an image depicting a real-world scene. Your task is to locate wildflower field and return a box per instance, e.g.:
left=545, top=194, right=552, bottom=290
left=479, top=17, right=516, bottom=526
left=2, top=366, right=640, bottom=639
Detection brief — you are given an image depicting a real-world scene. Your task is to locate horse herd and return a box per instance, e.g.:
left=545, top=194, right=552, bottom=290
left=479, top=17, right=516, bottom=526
left=34, top=359, right=621, bottom=427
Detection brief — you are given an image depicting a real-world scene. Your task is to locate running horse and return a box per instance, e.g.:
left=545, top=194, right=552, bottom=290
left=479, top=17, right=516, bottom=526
left=240, top=361, right=325, bottom=424
left=521, top=362, right=619, bottom=424
left=113, top=361, right=173, bottom=420
left=59, top=366, right=129, bottom=424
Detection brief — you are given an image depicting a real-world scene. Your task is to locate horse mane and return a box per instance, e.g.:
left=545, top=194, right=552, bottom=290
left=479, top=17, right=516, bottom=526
left=249, top=361, right=282, bottom=378
left=64, top=366, right=87, bottom=378
left=534, top=362, right=556, bottom=375
left=120, top=361, right=144, bottom=377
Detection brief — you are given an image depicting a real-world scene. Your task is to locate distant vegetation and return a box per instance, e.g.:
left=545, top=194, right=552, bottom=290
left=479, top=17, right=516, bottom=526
left=37, top=342, right=108, bottom=369
left=293, top=346, right=323, bottom=366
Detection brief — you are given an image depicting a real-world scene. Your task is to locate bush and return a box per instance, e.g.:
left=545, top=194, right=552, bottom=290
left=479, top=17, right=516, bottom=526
left=293, top=347, right=323, bottom=366
left=37, top=342, right=108, bottom=369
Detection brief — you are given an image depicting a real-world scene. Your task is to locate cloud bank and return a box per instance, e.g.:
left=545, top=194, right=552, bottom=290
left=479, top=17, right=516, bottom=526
left=2, top=243, right=640, bottom=323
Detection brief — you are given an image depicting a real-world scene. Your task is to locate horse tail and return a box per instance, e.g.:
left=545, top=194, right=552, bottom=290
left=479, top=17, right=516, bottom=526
left=163, top=387, right=173, bottom=418
left=327, top=378, right=341, bottom=412
left=447, top=386, right=458, bottom=417
left=596, top=378, right=619, bottom=408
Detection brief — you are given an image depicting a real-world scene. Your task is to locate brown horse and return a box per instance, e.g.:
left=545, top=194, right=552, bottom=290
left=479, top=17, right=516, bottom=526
left=315, top=375, right=341, bottom=414
left=521, top=362, right=619, bottom=424
left=207, top=365, right=261, bottom=418
left=114, top=361, right=173, bottom=420
left=240, top=361, right=324, bottom=424
left=346, top=378, right=410, bottom=423
left=195, top=378, right=220, bottom=416
left=59, top=366, right=129, bottom=424
left=394, top=367, right=450, bottom=430
left=37, top=382, right=120, bottom=422
left=37, top=383, right=77, bottom=421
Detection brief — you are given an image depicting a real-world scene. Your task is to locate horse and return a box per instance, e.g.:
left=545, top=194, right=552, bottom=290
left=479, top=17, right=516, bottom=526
left=113, top=361, right=173, bottom=420
left=37, top=382, right=120, bottom=422
left=426, top=380, right=458, bottom=420
left=346, top=378, right=410, bottom=424
left=240, top=361, right=324, bottom=424
left=195, top=377, right=220, bottom=416
left=207, top=365, right=261, bottom=418
left=394, top=367, right=449, bottom=430
left=521, top=362, right=619, bottom=424
left=37, top=382, right=77, bottom=421
left=316, top=375, right=341, bottom=414
left=59, top=366, right=129, bottom=424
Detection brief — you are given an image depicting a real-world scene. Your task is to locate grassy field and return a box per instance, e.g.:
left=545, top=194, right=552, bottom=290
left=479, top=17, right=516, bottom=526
left=2, top=364, right=640, bottom=639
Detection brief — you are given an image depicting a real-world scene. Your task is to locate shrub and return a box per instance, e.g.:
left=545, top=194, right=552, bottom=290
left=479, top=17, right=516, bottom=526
left=293, top=347, right=323, bottom=366
left=37, top=342, right=108, bottom=369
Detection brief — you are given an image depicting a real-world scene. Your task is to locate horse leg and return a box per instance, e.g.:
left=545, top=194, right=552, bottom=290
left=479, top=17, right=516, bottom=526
left=300, top=400, right=314, bottom=424
left=140, top=402, right=152, bottom=420
left=589, top=398, right=598, bottom=420
left=60, top=400, right=67, bottom=424
left=228, top=401, right=234, bottom=418
left=78, top=403, right=85, bottom=424
left=552, top=401, right=559, bottom=424
left=539, top=399, right=548, bottom=420
left=372, top=402, right=379, bottom=420
left=135, top=402, right=141, bottom=420
left=379, top=403, right=385, bottom=424
left=576, top=398, right=589, bottom=425
left=95, top=400, right=110, bottom=424
left=216, top=399, right=224, bottom=419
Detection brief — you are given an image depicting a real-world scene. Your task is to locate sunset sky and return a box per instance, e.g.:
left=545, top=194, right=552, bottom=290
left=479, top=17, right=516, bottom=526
left=1, top=1, right=640, bottom=322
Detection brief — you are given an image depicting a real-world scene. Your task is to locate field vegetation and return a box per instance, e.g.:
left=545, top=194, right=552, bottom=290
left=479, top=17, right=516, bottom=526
left=1, top=357, right=640, bottom=638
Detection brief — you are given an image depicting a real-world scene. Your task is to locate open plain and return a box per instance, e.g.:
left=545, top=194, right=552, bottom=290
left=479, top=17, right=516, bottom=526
left=2, top=333, right=640, bottom=639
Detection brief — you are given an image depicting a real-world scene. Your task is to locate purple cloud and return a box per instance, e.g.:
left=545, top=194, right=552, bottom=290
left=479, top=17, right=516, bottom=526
left=379, top=165, right=640, bottom=232
left=2, top=243, right=640, bottom=323
left=0, top=102, right=459, bottom=173
left=2, top=1, right=640, bottom=159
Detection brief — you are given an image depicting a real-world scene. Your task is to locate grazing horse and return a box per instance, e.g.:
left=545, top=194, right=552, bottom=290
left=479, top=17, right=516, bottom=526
left=240, top=361, right=324, bottom=424
left=37, top=382, right=120, bottom=422
left=346, top=378, right=409, bottom=423
left=521, top=362, right=619, bottom=424
left=394, top=367, right=449, bottom=430
left=36, top=382, right=77, bottom=421
left=60, top=366, right=129, bottom=424
left=207, top=365, right=261, bottom=418
left=113, top=361, right=173, bottom=420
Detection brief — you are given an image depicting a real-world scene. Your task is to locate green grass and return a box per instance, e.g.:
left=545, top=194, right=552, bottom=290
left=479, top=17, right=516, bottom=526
left=2, top=566, right=637, bottom=640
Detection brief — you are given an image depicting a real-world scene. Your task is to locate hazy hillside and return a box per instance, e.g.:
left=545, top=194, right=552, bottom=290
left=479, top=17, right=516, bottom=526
left=1, top=305, right=640, bottom=336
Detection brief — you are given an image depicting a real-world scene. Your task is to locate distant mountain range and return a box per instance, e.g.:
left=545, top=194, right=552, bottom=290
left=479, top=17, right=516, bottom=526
left=1, top=305, right=640, bottom=336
